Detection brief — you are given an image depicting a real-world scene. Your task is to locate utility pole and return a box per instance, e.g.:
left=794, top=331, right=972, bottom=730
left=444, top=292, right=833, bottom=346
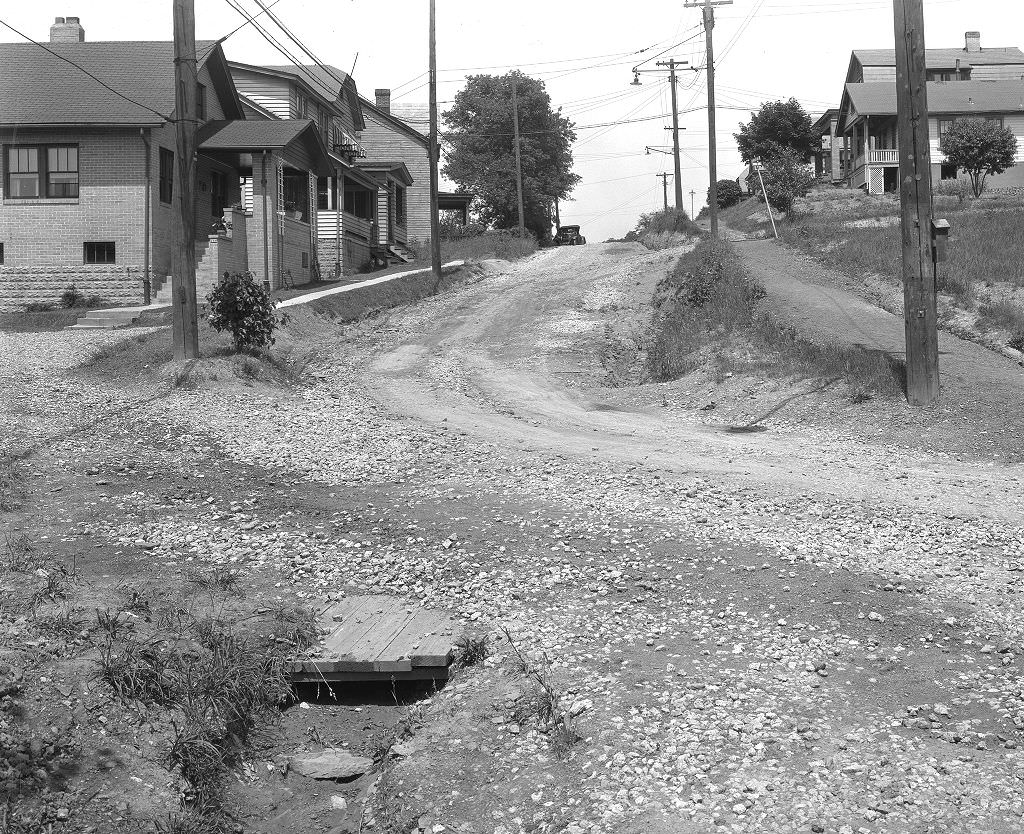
left=428, top=0, right=442, bottom=282
left=511, top=76, right=526, bottom=237
left=689, top=189, right=696, bottom=219
left=171, top=0, right=199, bottom=361
left=893, top=0, right=941, bottom=405
left=657, top=173, right=671, bottom=211
left=684, top=0, right=732, bottom=240
left=656, top=59, right=687, bottom=212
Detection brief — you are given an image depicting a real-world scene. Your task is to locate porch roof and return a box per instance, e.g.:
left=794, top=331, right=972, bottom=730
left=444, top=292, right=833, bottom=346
left=197, top=119, right=334, bottom=176
left=357, top=161, right=414, bottom=186
left=438, top=191, right=473, bottom=211
left=839, top=80, right=1024, bottom=131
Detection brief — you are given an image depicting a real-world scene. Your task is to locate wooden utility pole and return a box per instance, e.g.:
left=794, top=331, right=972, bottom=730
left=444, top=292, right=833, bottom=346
left=656, top=59, right=687, bottom=212
left=511, top=76, right=526, bottom=237
left=684, top=0, right=732, bottom=240
left=893, top=0, right=940, bottom=405
left=657, top=173, right=671, bottom=211
left=428, top=0, right=442, bottom=282
left=172, top=0, right=200, bottom=361
left=689, top=189, right=696, bottom=219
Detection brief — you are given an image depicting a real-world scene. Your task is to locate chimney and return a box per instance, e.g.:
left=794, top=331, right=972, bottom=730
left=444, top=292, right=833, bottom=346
left=375, top=88, right=391, bottom=114
left=50, top=15, right=85, bottom=43
left=965, top=31, right=981, bottom=53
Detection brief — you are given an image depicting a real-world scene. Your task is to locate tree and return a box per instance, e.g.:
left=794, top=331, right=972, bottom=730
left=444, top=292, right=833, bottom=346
left=443, top=72, right=580, bottom=241
left=711, top=179, right=743, bottom=209
left=757, top=149, right=814, bottom=213
left=735, top=98, right=818, bottom=165
left=940, top=118, right=1018, bottom=197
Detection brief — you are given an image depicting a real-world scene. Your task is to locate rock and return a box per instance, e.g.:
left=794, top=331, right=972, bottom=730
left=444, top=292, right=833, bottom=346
left=933, top=703, right=951, bottom=717
left=330, top=795, right=348, bottom=811
left=867, top=612, right=884, bottom=622
left=288, top=749, right=372, bottom=780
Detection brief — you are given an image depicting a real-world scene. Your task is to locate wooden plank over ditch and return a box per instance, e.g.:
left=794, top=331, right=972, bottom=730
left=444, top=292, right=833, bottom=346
left=290, top=595, right=462, bottom=683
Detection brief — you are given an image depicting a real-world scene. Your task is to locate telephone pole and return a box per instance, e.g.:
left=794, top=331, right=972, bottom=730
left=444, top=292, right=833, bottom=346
left=428, top=0, right=442, bottom=281
left=689, top=189, right=696, bottom=219
left=893, top=0, right=941, bottom=405
left=656, top=59, right=687, bottom=211
left=684, top=0, right=732, bottom=240
left=656, top=173, right=672, bottom=210
left=511, top=76, right=526, bottom=237
left=171, top=0, right=199, bottom=361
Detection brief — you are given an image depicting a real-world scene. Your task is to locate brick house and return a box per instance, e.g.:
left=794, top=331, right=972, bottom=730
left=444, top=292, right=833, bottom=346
left=0, top=19, right=336, bottom=311
left=833, top=32, right=1024, bottom=194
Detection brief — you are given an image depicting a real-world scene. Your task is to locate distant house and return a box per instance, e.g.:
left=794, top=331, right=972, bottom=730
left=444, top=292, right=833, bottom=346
left=811, top=108, right=844, bottom=183
left=228, top=61, right=379, bottom=275
left=0, top=18, right=341, bottom=311
left=835, top=32, right=1024, bottom=194
left=736, top=164, right=754, bottom=196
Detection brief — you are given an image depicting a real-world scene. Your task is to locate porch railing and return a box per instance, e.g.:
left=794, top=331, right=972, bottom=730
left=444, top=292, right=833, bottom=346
left=854, top=149, right=900, bottom=168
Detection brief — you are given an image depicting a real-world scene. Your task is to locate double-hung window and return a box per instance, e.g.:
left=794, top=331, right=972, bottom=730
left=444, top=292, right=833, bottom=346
left=159, top=148, right=174, bottom=204
left=5, top=144, right=78, bottom=199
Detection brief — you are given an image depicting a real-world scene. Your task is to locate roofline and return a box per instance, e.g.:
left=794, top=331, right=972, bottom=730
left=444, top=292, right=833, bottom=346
left=238, top=93, right=278, bottom=120
left=0, top=121, right=165, bottom=128
left=228, top=59, right=347, bottom=114
left=359, top=97, right=430, bottom=145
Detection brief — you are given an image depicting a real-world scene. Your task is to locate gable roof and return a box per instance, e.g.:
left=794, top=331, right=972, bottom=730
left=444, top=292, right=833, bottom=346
left=359, top=96, right=429, bottom=146
left=840, top=80, right=1024, bottom=130
left=357, top=160, right=414, bottom=186
left=229, top=61, right=365, bottom=130
left=853, top=47, right=1024, bottom=69
left=0, top=40, right=243, bottom=127
left=197, top=118, right=334, bottom=175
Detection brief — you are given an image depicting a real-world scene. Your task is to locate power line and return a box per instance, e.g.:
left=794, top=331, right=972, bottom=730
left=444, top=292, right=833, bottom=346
left=197, top=0, right=285, bottom=60
left=248, top=0, right=352, bottom=92
left=0, top=16, right=171, bottom=122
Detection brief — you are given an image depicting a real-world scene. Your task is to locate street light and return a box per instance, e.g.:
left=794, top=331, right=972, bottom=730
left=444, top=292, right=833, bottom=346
left=631, top=70, right=642, bottom=86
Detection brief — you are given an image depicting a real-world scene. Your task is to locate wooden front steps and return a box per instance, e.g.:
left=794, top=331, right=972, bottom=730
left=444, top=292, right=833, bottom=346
left=291, top=595, right=463, bottom=683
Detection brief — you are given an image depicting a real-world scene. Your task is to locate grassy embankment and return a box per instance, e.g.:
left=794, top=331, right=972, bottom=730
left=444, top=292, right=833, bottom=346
left=721, top=190, right=1024, bottom=351
left=648, top=237, right=903, bottom=399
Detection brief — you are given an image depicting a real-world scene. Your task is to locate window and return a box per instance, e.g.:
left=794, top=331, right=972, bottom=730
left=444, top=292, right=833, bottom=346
left=7, top=147, right=39, bottom=197
left=301, top=251, right=309, bottom=269
left=937, top=119, right=958, bottom=144
left=317, top=176, right=334, bottom=211
left=196, top=83, right=207, bottom=121
left=0, top=243, right=4, bottom=264
left=343, top=185, right=370, bottom=219
left=47, top=146, right=78, bottom=197
left=210, top=170, right=227, bottom=217
left=159, top=148, right=174, bottom=204
left=295, top=91, right=308, bottom=119
left=84, top=242, right=115, bottom=264
left=395, top=186, right=406, bottom=224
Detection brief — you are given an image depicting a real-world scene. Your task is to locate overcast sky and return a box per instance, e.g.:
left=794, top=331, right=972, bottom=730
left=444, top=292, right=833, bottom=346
left=2, top=0, right=1020, bottom=240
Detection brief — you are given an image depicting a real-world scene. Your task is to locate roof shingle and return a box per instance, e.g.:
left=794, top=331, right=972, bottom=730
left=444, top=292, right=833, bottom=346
left=854, top=47, right=1024, bottom=69
left=845, top=80, right=1024, bottom=117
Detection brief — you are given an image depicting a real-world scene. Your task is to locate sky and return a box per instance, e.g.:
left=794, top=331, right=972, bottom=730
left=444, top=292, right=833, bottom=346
left=1, top=0, right=1021, bottom=241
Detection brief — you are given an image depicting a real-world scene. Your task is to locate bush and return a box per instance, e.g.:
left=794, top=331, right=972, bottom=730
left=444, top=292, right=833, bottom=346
left=633, top=208, right=699, bottom=237
left=757, top=150, right=814, bottom=213
left=712, top=179, right=744, bottom=210
left=934, top=178, right=970, bottom=205
left=60, top=285, right=83, bottom=309
left=206, top=273, right=281, bottom=353
left=941, top=118, right=1018, bottom=197
left=23, top=302, right=55, bottom=313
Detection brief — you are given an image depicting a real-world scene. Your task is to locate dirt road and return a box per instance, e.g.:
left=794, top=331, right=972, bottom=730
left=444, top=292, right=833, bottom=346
left=4, top=242, right=1024, bottom=833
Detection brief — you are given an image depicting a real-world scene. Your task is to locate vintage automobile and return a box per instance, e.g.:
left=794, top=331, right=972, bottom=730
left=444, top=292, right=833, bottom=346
left=553, top=225, right=587, bottom=246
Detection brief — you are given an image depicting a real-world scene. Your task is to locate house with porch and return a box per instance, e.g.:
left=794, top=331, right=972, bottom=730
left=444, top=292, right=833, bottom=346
left=835, top=31, right=1024, bottom=195
left=0, top=17, right=336, bottom=311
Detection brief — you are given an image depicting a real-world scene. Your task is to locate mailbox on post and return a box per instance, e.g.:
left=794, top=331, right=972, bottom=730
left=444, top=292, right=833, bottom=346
left=931, top=218, right=951, bottom=263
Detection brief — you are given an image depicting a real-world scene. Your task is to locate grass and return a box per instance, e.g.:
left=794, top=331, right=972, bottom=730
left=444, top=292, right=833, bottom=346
left=0, top=457, right=25, bottom=512
left=408, top=229, right=538, bottom=263
left=0, top=309, right=82, bottom=333
left=648, top=239, right=904, bottom=399
left=452, top=633, right=491, bottom=669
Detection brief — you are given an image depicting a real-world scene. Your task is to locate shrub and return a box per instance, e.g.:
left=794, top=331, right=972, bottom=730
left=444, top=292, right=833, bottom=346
left=934, top=178, right=970, bottom=205
left=633, top=208, right=699, bottom=237
left=758, top=149, right=814, bottom=213
left=23, top=302, right=55, bottom=313
left=712, top=179, right=744, bottom=210
left=60, top=285, right=83, bottom=309
left=206, top=273, right=280, bottom=353
left=941, top=118, right=1018, bottom=197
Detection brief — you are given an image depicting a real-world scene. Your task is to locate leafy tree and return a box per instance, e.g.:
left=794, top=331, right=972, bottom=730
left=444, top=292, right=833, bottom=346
left=443, top=72, right=580, bottom=241
left=206, top=272, right=280, bottom=353
left=711, top=179, right=743, bottom=209
left=758, top=149, right=814, bottom=213
left=735, top=99, right=818, bottom=165
left=940, top=118, right=1018, bottom=197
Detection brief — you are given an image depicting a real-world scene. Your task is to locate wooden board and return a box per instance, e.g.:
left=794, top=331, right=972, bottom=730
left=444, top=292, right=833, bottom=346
left=290, top=595, right=464, bottom=683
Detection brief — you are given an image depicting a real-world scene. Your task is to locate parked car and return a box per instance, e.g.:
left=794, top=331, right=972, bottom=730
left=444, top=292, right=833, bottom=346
left=554, top=225, right=587, bottom=246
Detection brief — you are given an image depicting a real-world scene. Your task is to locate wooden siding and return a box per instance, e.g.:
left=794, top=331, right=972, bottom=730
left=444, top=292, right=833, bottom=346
left=197, top=64, right=229, bottom=121
left=862, top=66, right=896, bottom=82
left=359, top=110, right=432, bottom=242
left=973, top=65, right=1024, bottom=81
left=231, top=69, right=292, bottom=118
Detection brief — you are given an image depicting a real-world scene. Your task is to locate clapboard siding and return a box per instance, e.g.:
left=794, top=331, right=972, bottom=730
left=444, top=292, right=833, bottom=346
left=231, top=69, right=292, bottom=119
left=863, top=67, right=896, bottom=83
left=360, top=110, right=432, bottom=242
left=973, top=65, right=1024, bottom=81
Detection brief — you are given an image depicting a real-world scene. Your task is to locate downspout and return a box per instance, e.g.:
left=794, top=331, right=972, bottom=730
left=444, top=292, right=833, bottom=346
left=335, top=173, right=341, bottom=277
left=141, top=128, right=152, bottom=305
left=261, top=151, right=270, bottom=291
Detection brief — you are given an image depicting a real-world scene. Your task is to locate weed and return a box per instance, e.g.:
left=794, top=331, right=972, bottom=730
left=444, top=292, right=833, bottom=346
left=117, top=584, right=154, bottom=615
left=0, top=458, right=25, bottom=512
left=2, top=534, right=37, bottom=572
left=1009, top=333, right=1024, bottom=352
left=185, top=567, right=243, bottom=597
left=152, top=809, right=233, bottom=834
left=30, top=566, right=78, bottom=607
left=95, top=636, right=179, bottom=705
left=453, top=633, right=491, bottom=668
left=96, top=608, right=135, bottom=640
left=501, top=628, right=581, bottom=758
left=266, top=604, right=318, bottom=651
left=166, top=722, right=227, bottom=807
left=34, top=605, right=84, bottom=643
left=976, top=298, right=1024, bottom=335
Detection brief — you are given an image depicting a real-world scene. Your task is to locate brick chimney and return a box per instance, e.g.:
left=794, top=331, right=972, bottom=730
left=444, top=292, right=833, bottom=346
left=965, top=31, right=981, bottom=53
left=375, top=89, right=391, bottom=114
left=50, top=16, right=85, bottom=43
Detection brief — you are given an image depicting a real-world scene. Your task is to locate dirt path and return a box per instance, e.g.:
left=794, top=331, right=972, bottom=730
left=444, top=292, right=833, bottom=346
left=726, top=232, right=1024, bottom=429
